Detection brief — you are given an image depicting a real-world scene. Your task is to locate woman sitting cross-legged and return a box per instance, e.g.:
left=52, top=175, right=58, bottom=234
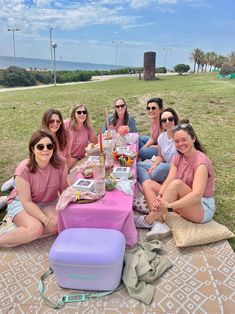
left=137, top=107, right=179, bottom=185
left=64, top=103, right=98, bottom=168
left=138, top=97, right=163, bottom=160
left=102, top=97, right=138, bottom=133
left=0, top=130, right=68, bottom=247
left=135, top=120, right=216, bottom=241
left=41, top=108, right=72, bottom=169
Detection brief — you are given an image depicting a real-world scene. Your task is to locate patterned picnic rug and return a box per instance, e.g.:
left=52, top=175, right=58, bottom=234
left=0, top=229, right=234, bottom=313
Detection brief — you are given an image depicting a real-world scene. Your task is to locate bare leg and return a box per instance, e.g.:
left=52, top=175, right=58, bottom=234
left=0, top=205, right=57, bottom=247
left=0, top=211, right=44, bottom=247
left=141, top=180, right=163, bottom=224
left=162, top=179, right=204, bottom=223
left=142, top=179, right=161, bottom=212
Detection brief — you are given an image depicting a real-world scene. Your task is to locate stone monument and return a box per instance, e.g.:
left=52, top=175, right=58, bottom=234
left=143, top=51, right=156, bottom=80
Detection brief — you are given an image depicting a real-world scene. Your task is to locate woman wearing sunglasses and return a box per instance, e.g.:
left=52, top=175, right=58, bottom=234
left=0, top=130, right=68, bottom=247
left=64, top=103, right=98, bottom=168
left=135, top=120, right=216, bottom=240
left=137, top=108, right=179, bottom=184
left=139, top=97, right=164, bottom=160
left=41, top=109, right=72, bottom=168
left=102, top=97, right=138, bottom=133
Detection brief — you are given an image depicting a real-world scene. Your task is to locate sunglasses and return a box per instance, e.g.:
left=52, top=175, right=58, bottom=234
left=35, top=143, right=55, bottom=151
left=115, top=104, right=125, bottom=109
left=76, top=110, right=87, bottom=115
left=146, top=106, right=157, bottom=111
left=173, top=123, right=191, bottom=132
left=160, top=116, right=175, bottom=123
left=49, top=119, right=61, bottom=125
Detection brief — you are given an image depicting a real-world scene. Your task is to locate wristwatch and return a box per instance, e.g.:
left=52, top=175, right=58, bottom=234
left=167, top=207, right=173, bottom=212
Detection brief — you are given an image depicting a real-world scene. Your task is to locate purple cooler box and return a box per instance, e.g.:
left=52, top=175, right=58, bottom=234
left=49, top=228, right=125, bottom=291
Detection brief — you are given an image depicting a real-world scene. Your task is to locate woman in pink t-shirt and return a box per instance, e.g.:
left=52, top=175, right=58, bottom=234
left=41, top=109, right=72, bottom=169
left=139, top=97, right=163, bottom=160
left=0, top=130, right=68, bottom=247
left=135, top=120, right=216, bottom=240
left=64, top=103, right=98, bottom=168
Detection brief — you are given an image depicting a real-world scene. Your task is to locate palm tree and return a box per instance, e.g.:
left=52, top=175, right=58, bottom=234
left=228, top=52, right=235, bottom=66
left=189, top=48, right=203, bottom=73
left=207, top=51, right=217, bottom=72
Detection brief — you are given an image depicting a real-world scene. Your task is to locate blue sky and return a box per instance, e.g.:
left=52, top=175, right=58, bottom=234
left=0, top=0, right=234, bottom=68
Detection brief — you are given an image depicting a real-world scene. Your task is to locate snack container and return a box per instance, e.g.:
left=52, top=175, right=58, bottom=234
left=87, top=156, right=101, bottom=164
left=49, top=228, right=125, bottom=290
left=72, top=178, right=95, bottom=192
left=112, top=166, right=131, bottom=179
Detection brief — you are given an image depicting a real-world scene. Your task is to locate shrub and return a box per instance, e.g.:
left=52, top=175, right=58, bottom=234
left=156, top=67, right=167, bottom=73
left=2, top=67, right=36, bottom=87
left=174, top=64, right=190, bottom=75
left=220, top=63, right=235, bottom=75
left=33, top=71, right=53, bottom=84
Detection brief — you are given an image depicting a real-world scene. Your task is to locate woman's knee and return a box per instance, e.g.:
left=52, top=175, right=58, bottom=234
left=167, top=179, right=185, bottom=190
left=142, top=179, right=153, bottom=190
left=26, top=222, right=44, bottom=240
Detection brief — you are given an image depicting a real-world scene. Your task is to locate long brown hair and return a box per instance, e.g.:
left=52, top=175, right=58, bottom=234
left=41, top=109, right=68, bottom=151
left=28, top=129, right=63, bottom=173
left=70, top=103, right=92, bottom=129
left=159, top=107, right=179, bottom=128
left=173, top=119, right=206, bottom=154
left=112, top=97, right=129, bottom=126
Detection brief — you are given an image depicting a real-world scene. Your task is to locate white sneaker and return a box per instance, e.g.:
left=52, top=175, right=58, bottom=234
left=1, top=177, right=15, bottom=192
left=146, top=221, right=172, bottom=241
left=0, top=196, right=8, bottom=210
left=134, top=215, right=153, bottom=229
left=0, top=215, right=16, bottom=236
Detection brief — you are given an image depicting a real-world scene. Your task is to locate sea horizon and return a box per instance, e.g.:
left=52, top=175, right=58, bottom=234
left=0, top=55, right=131, bottom=71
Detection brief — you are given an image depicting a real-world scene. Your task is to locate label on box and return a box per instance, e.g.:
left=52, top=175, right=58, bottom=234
left=72, top=179, right=95, bottom=192
left=112, top=167, right=131, bottom=179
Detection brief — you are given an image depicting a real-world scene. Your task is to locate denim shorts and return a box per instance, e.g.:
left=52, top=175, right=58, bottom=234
left=7, top=197, right=57, bottom=220
left=201, top=197, right=216, bottom=223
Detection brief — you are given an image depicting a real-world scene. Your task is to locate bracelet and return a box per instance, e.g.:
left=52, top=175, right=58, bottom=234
left=42, top=216, right=50, bottom=226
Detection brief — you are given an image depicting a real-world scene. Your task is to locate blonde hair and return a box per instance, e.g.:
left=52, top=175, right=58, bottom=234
left=70, top=103, right=92, bottom=129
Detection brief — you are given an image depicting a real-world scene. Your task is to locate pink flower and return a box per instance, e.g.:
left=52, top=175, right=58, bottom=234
left=118, top=125, right=129, bottom=135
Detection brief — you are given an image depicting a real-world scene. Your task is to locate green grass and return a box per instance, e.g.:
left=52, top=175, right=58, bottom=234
left=0, top=73, right=235, bottom=249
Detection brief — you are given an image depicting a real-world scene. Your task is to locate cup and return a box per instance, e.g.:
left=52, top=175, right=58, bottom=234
left=94, top=164, right=105, bottom=180
left=95, top=180, right=106, bottom=196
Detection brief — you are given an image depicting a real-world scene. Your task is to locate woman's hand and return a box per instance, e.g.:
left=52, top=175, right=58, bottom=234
left=44, top=217, right=57, bottom=233
left=151, top=193, right=162, bottom=212
left=159, top=199, right=171, bottom=211
left=148, top=164, right=156, bottom=175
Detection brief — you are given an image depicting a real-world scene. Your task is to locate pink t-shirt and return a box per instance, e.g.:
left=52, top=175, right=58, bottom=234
left=64, top=119, right=96, bottom=159
left=150, top=120, right=161, bottom=143
left=14, top=159, right=67, bottom=204
left=173, top=151, right=215, bottom=197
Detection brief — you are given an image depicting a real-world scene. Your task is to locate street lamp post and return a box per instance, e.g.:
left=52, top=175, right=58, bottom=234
left=52, top=42, right=57, bottom=86
left=50, top=28, right=53, bottom=72
left=162, top=48, right=174, bottom=72
left=7, top=28, right=20, bottom=67
left=112, top=41, right=123, bottom=72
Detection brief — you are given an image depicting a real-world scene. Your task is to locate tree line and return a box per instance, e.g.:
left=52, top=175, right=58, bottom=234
left=189, top=49, right=235, bottom=73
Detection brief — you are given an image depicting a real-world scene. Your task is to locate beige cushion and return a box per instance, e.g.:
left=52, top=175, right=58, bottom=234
left=165, top=213, right=235, bottom=247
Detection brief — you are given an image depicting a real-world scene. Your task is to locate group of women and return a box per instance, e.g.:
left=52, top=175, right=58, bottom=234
left=0, top=96, right=216, bottom=247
